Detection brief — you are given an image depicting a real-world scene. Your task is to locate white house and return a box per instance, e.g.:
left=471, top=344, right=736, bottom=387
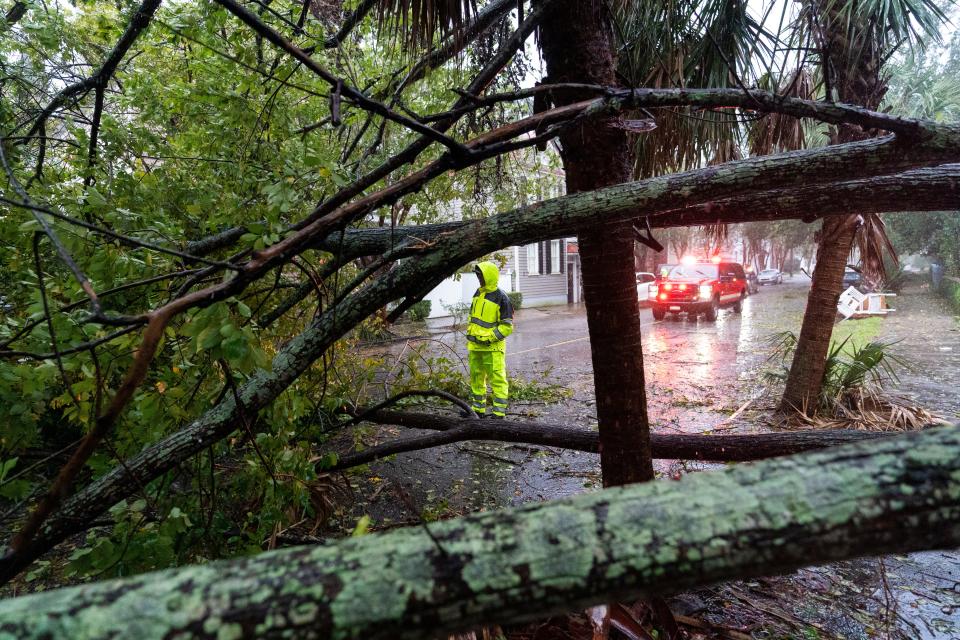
left=417, top=143, right=582, bottom=318
left=422, top=237, right=580, bottom=318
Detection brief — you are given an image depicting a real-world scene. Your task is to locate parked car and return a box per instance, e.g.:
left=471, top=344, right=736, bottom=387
left=636, top=272, right=656, bottom=299
left=649, top=259, right=748, bottom=321
left=744, top=268, right=760, bottom=294
left=758, top=268, right=783, bottom=285
left=842, top=267, right=863, bottom=290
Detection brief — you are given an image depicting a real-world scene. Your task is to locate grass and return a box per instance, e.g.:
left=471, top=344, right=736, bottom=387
left=831, top=317, right=883, bottom=355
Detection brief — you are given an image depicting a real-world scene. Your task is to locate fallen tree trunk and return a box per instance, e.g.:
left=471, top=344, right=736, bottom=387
left=1, top=425, right=958, bottom=639
left=317, top=164, right=960, bottom=260
left=326, top=410, right=891, bottom=471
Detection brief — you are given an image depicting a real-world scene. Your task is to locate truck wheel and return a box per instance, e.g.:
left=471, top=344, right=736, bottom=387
left=733, top=292, right=745, bottom=313
left=705, top=297, right=719, bottom=321
left=652, top=307, right=665, bottom=321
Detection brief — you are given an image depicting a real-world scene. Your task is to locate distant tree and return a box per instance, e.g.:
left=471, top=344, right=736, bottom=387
left=884, top=30, right=960, bottom=273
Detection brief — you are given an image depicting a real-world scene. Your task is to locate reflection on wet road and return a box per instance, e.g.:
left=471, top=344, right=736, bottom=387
left=506, top=282, right=808, bottom=438
left=356, top=279, right=960, bottom=639
left=362, top=283, right=811, bottom=518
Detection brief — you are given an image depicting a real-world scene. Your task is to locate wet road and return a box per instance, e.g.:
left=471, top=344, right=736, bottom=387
left=504, top=279, right=809, bottom=436
left=360, top=279, right=814, bottom=512
left=346, top=277, right=960, bottom=639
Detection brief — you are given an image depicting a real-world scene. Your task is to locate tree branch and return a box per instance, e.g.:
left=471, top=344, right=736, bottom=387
left=22, top=0, right=163, bottom=139
left=321, top=0, right=378, bottom=49
left=323, top=410, right=892, bottom=471
left=345, top=393, right=478, bottom=425
left=214, top=0, right=472, bottom=158
left=0, top=143, right=105, bottom=320
left=82, top=84, right=105, bottom=193
left=391, top=0, right=516, bottom=96
left=0, top=269, right=200, bottom=351
left=289, top=0, right=557, bottom=233
left=0, top=195, right=242, bottom=271
left=315, top=163, right=960, bottom=259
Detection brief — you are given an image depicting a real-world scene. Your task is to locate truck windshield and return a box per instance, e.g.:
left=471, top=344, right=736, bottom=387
left=665, top=264, right=719, bottom=279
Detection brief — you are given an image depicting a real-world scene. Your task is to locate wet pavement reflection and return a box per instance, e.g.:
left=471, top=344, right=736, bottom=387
left=350, top=279, right=959, bottom=639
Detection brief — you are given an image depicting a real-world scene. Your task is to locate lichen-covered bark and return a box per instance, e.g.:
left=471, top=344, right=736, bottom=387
left=5, top=136, right=959, bottom=583
left=319, top=164, right=960, bottom=260
left=2, top=426, right=959, bottom=639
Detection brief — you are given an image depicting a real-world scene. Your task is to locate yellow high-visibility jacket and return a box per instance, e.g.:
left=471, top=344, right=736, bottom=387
left=466, top=261, right=514, bottom=352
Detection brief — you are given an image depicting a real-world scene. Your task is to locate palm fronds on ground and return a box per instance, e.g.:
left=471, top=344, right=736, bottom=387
left=763, top=330, right=940, bottom=430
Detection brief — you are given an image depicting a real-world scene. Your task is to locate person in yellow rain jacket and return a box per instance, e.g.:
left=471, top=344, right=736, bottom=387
left=466, top=261, right=514, bottom=418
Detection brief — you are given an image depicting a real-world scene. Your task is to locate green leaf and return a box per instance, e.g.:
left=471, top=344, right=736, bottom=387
left=0, top=457, right=17, bottom=483
left=18, top=219, right=40, bottom=233
left=315, top=452, right=338, bottom=470
left=351, top=514, right=372, bottom=537
left=0, top=478, right=31, bottom=500
left=86, top=187, right=108, bottom=208
left=221, top=336, right=247, bottom=362
left=198, top=326, right=222, bottom=350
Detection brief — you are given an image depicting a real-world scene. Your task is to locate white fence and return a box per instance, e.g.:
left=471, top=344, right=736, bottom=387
left=424, top=270, right=514, bottom=318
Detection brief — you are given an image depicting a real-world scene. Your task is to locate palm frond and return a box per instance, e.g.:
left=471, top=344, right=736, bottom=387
left=884, top=47, right=960, bottom=120
left=613, top=0, right=764, bottom=177
left=765, top=329, right=799, bottom=364
left=854, top=212, right=899, bottom=285
left=825, top=0, right=951, bottom=52
left=748, top=68, right=816, bottom=156
left=376, top=0, right=474, bottom=53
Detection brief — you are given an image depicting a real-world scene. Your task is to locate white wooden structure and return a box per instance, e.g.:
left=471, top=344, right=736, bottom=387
left=837, top=286, right=897, bottom=319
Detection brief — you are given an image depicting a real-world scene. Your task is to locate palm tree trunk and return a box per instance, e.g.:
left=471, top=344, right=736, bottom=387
left=538, top=0, right=652, bottom=486
left=780, top=1, right=886, bottom=414
left=780, top=215, right=857, bottom=411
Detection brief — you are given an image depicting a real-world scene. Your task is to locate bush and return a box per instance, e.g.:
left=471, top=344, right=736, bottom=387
left=879, top=265, right=907, bottom=294
left=762, top=330, right=908, bottom=411
left=939, top=276, right=960, bottom=315
left=442, top=301, right=470, bottom=328
left=406, top=300, right=432, bottom=322
left=507, top=291, right=523, bottom=310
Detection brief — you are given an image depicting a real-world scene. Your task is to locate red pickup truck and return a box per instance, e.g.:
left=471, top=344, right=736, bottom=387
left=649, top=259, right=748, bottom=321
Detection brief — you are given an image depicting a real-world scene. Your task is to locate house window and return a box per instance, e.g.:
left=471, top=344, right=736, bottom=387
left=526, top=241, right=566, bottom=275
left=526, top=243, right=540, bottom=275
